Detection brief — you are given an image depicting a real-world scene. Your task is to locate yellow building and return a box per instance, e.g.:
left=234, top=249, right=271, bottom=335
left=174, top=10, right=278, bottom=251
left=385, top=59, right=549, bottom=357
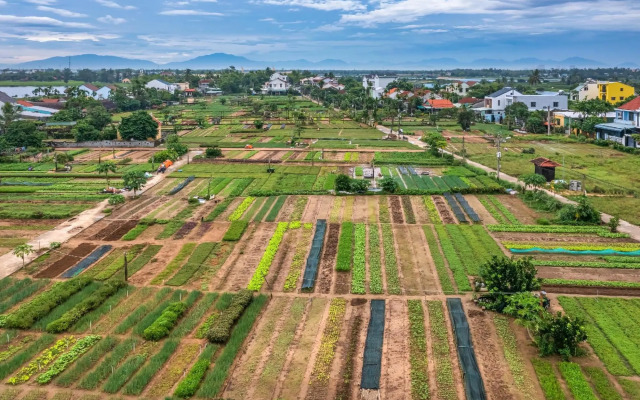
left=598, top=82, right=635, bottom=104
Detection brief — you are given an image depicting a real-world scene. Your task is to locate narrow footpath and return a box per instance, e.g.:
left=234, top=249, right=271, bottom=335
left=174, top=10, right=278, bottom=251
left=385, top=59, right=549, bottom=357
left=377, top=124, right=640, bottom=242
left=0, top=150, right=201, bottom=278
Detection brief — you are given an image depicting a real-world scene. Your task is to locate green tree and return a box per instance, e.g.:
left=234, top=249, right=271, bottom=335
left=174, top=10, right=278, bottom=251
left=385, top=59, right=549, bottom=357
left=479, top=256, right=541, bottom=310
left=5, top=121, right=44, bottom=148
left=254, top=120, right=264, bottom=130
left=422, top=132, right=448, bottom=156
left=528, top=69, right=541, bottom=86
left=1, top=102, right=18, bottom=134
left=13, top=243, right=34, bottom=268
left=350, top=179, right=370, bottom=193
left=335, top=174, right=352, bottom=192
left=166, top=134, right=188, bottom=156
left=53, top=152, right=74, bottom=171
left=85, top=105, right=112, bottom=130
left=220, top=98, right=227, bottom=105
left=72, top=121, right=101, bottom=142
left=574, top=98, right=613, bottom=118
left=556, top=196, right=601, bottom=224
left=122, top=170, right=147, bottom=198
left=525, top=114, right=545, bottom=134
left=380, top=177, right=398, bottom=193
left=535, top=313, right=587, bottom=359
left=505, top=102, right=530, bottom=128
left=97, top=161, right=117, bottom=188
left=457, top=108, right=474, bottom=131
left=119, top=111, right=158, bottom=141
left=205, top=147, right=223, bottom=158
left=521, top=173, right=547, bottom=191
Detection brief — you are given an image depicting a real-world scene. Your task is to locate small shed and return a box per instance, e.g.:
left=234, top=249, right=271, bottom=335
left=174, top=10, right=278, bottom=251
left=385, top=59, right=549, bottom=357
left=530, top=157, right=561, bottom=182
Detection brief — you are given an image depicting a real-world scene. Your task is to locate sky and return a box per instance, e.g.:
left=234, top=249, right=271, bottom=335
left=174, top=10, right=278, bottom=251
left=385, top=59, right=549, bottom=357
left=0, top=0, right=638, bottom=66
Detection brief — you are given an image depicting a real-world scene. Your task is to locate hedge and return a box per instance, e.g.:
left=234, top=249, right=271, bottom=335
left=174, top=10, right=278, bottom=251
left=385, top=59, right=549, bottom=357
left=143, top=302, right=188, bottom=341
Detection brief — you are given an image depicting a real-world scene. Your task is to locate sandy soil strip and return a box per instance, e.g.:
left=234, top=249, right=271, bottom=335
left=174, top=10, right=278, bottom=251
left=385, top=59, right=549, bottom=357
left=408, top=225, right=440, bottom=295
left=381, top=299, right=410, bottom=399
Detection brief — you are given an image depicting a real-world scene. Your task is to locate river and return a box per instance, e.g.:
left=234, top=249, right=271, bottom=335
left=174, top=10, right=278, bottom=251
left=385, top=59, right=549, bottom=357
left=0, top=86, right=69, bottom=98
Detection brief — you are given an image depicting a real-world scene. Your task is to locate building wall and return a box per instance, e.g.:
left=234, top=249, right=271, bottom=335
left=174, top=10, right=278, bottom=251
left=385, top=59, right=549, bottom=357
left=510, top=94, right=568, bottom=111
left=577, top=83, right=599, bottom=101
left=600, top=82, right=635, bottom=104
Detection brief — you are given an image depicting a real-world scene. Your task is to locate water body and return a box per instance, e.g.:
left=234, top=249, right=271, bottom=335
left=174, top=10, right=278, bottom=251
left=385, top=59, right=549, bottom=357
left=0, top=86, right=69, bottom=98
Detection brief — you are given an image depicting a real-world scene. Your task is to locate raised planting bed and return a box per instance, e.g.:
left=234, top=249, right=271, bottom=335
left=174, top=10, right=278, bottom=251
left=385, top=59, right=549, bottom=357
left=361, top=299, right=385, bottom=390
left=35, top=243, right=97, bottom=278
left=454, top=193, right=480, bottom=222
left=61, top=245, right=112, bottom=278
left=443, top=192, right=467, bottom=223
left=301, top=220, right=326, bottom=291
left=169, top=176, right=195, bottom=195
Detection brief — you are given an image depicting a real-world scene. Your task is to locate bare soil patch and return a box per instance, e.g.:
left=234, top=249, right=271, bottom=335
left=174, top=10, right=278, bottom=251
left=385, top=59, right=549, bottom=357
left=318, top=223, right=340, bottom=294
left=466, top=195, right=496, bottom=224
left=433, top=195, right=456, bottom=224
left=35, top=243, right=96, bottom=278
left=389, top=196, right=404, bottom=224
left=381, top=299, right=410, bottom=399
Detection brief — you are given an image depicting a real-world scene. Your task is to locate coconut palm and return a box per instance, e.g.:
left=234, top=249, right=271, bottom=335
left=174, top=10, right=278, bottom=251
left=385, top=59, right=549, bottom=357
left=528, top=69, right=541, bottom=86
left=97, top=161, right=117, bottom=188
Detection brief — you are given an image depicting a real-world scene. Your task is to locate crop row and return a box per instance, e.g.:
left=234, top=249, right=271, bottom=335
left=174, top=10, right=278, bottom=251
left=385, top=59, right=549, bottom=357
left=1, top=278, right=90, bottom=329
left=379, top=196, right=390, bottom=223
left=46, top=280, right=126, bottom=333
left=454, top=193, right=480, bottom=222
left=196, top=294, right=267, bottom=398
left=166, top=242, right=217, bottom=286
left=434, top=225, right=472, bottom=291
left=531, top=359, right=566, bottom=400
left=423, top=227, right=455, bottom=294
left=285, top=223, right=313, bottom=291
left=150, top=243, right=196, bottom=285
left=426, top=301, right=457, bottom=400
left=583, top=366, right=623, bottom=400
left=477, top=196, right=508, bottom=224
left=487, top=196, right=520, bottom=224
left=310, top=298, right=347, bottom=384
left=335, top=222, right=354, bottom=272
left=407, top=300, right=429, bottom=400
left=114, top=288, right=172, bottom=335
left=55, top=336, right=119, bottom=387
left=443, top=192, right=467, bottom=223
left=401, top=196, right=416, bottom=224
left=488, top=224, right=629, bottom=238
left=301, top=221, right=325, bottom=292
left=174, top=343, right=218, bottom=398
left=94, top=245, right=146, bottom=281
left=142, top=302, right=188, bottom=341
left=423, top=196, right=442, bottom=224
left=533, top=260, right=640, bottom=269
left=8, top=336, right=76, bottom=385
left=558, top=362, right=598, bottom=400
left=381, top=224, right=401, bottom=295
left=505, top=242, right=640, bottom=252
left=36, top=335, right=101, bottom=384
left=204, top=197, right=234, bottom=222
left=248, top=222, right=289, bottom=290
left=368, top=224, right=383, bottom=294
left=206, top=290, right=253, bottom=343
left=494, top=315, right=532, bottom=396
left=543, top=278, right=640, bottom=289
left=265, top=195, right=287, bottom=222
left=350, top=224, right=367, bottom=294
left=169, top=176, right=195, bottom=195
left=121, top=340, right=180, bottom=395
left=228, top=197, right=255, bottom=222
left=76, top=337, right=138, bottom=389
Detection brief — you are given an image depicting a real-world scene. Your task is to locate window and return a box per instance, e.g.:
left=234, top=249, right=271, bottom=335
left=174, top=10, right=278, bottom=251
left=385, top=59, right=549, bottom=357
left=621, top=96, right=625, bottom=101
left=531, top=102, right=537, bottom=107
left=612, top=97, right=616, bottom=101
left=621, top=87, right=624, bottom=91
left=498, top=100, right=501, bottom=106
left=618, top=112, right=623, bottom=119
left=553, top=102, right=559, bottom=107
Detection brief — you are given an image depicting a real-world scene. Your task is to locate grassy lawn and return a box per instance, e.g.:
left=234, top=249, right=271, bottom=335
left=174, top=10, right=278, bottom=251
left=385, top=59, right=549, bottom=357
left=570, top=195, right=640, bottom=225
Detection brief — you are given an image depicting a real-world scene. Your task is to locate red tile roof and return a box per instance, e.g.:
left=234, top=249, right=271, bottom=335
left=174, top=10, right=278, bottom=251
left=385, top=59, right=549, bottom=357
left=618, top=97, right=640, bottom=111
left=466, top=81, right=478, bottom=86
left=82, top=83, right=99, bottom=92
left=531, top=157, right=561, bottom=167
left=17, top=100, right=33, bottom=107
left=427, top=99, right=455, bottom=109
left=41, top=98, right=59, bottom=103
left=459, top=97, right=479, bottom=104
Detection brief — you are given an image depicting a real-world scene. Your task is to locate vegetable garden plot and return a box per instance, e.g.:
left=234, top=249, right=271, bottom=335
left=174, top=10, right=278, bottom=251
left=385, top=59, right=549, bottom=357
left=61, top=245, right=112, bottom=278
left=443, top=193, right=467, bottom=223
left=446, top=298, right=486, bottom=400
left=454, top=193, right=480, bottom=222
left=169, top=176, right=195, bottom=195
left=35, top=243, right=97, bottom=278
left=302, top=220, right=326, bottom=291
left=361, top=299, right=385, bottom=390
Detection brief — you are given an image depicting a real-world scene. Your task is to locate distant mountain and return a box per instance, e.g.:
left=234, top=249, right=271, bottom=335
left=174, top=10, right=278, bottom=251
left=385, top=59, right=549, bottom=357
left=559, top=57, right=605, bottom=67
left=12, top=54, right=159, bottom=70
left=617, top=62, right=640, bottom=68
left=164, top=53, right=256, bottom=69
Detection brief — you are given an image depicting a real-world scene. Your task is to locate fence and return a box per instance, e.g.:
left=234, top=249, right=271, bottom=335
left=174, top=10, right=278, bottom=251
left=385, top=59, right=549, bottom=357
left=49, top=140, right=159, bottom=148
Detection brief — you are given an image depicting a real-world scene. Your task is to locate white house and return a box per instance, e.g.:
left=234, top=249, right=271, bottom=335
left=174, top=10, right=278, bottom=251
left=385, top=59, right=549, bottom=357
left=482, top=87, right=522, bottom=122
left=445, top=81, right=478, bottom=96
left=146, top=79, right=178, bottom=92
left=507, top=92, right=568, bottom=112
left=363, top=75, right=397, bottom=99
left=95, top=86, right=115, bottom=100
left=78, top=83, right=100, bottom=98
left=261, top=73, right=291, bottom=94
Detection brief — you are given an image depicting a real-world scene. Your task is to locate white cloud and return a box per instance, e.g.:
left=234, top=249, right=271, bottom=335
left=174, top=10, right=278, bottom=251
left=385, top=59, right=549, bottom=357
left=0, top=31, right=119, bottom=42
left=0, top=14, right=93, bottom=28
left=0, top=1, right=6, bottom=6
left=25, top=0, right=56, bottom=4
left=36, top=6, right=87, bottom=17
left=260, top=0, right=365, bottom=11
left=315, top=24, right=343, bottom=32
left=159, top=9, right=223, bottom=15
left=96, top=0, right=136, bottom=10
left=98, top=14, right=127, bottom=24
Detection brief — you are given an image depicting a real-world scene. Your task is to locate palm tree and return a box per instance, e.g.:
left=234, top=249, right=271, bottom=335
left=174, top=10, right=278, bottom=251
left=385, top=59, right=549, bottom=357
left=528, top=69, right=541, bottom=86
left=97, top=161, right=117, bottom=189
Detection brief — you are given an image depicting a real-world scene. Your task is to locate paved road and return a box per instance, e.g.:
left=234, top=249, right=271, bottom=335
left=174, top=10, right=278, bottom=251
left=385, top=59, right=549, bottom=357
left=0, top=151, right=201, bottom=279
left=377, top=125, right=640, bottom=242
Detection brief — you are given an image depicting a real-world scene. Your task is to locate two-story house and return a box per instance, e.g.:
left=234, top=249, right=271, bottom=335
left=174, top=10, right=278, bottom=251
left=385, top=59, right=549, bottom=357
left=145, top=79, right=178, bottom=92
left=445, top=81, right=477, bottom=96
left=261, top=73, right=291, bottom=95
left=595, top=97, right=640, bottom=148
left=482, top=87, right=522, bottom=122
left=572, top=80, right=635, bottom=104
left=363, top=75, right=398, bottom=99
left=508, top=91, right=568, bottom=112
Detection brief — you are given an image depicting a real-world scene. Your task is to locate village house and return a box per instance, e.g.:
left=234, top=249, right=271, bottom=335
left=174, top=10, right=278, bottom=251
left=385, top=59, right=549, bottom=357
left=363, top=75, right=397, bottom=99
left=595, top=97, right=640, bottom=148
left=445, top=80, right=477, bottom=96
left=481, top=87, right=522, bottom=122
left=508, top=91, right=568, bottom=112
left=572, top=79, right=636, bottom=104
left=145, top=79, right=179, bottom=92
left=78, top=83, right=100, bottom=98
left=261, top=72, right=291, bottom=95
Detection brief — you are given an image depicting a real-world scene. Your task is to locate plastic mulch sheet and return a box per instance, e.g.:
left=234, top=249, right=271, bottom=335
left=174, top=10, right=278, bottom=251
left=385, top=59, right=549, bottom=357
left=510, top=248, right=640, bottom=256
left=301, top=219, right=326, bottom=290
left=361, top=299, right=385, bottom=390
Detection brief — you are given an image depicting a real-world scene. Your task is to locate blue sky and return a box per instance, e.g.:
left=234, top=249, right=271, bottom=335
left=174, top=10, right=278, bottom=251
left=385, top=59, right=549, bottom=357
left=0, top=0, right=638, bottom=66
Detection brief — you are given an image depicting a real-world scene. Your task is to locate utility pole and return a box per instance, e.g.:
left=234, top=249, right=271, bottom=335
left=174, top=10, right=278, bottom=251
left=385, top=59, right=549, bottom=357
left=497, top=138, right=502, bottom=181
left=207, top=174, right=212, bottom=199
left=123, top=252, right=128, bottom=281
left=547, top=106, right=551, bottom=136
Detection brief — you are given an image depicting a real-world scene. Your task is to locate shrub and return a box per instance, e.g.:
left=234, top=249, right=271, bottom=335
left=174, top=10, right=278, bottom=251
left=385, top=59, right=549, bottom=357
left=45, top=281, right=126, bottom=333
left=3, top=278, right=91, bottom=329
left=206, top=290, right=252, bottom=343
left=142, top=302, right=188, bottom=341
left=108, top=195, right=125, bottom=206
left=205, top=147, right=222, bottom=158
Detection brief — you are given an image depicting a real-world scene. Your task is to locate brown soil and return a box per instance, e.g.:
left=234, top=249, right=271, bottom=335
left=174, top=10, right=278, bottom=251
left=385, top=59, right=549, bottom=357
left=317, top=223, right=340, bottom=294
left=493, top=232, right=638, bottom=244
left=408, top=225, right=440, bottom=294
left=352, top=196, right=368, bottom=223
left=334, top=271, right=351, bottom=295
left=35, top=243, right=96, bottom=278
left=334, top=299, right=365, bottom=400
left=466, top=195, right=497, bottom=224
left=276, top=195, right=297, bottom=222
left=433, top=195, right=456, bottom=224
left=197, top=222, right=229, bottom=242
left=394, top=226, right=422, bottom=295
left=389, top=196, right=404, bottom=224
left=105, top=220, right=139, bottom=241
left=497, top=195, right=541, bottom=225
left=410, top=196, right=430, bottom=224
left=537, top=266, right=640, bottom=283
left=128, top=245, right=182, bottom=285
left=381, top=299, right=410, bottom=398
left=351, top=299, right=372, bottom=399
left=465, top=304, right=517, bottom=399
